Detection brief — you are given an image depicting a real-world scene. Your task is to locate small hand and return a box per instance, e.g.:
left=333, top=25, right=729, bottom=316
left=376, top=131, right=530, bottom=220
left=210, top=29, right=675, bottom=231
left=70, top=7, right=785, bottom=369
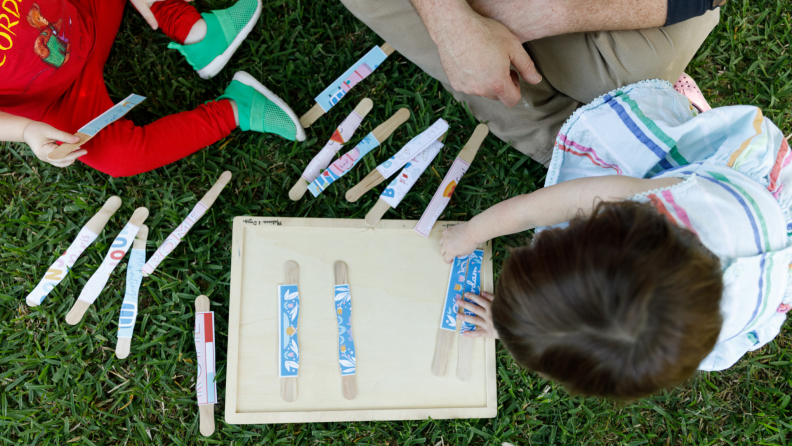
left=457, top=291, right=499, bottom=339
left=439, top=222, right=478, bottom=264
left=23, top=121, right=86, bottom=168
left=433, top=11, right=542, bottom=107
left=129, top=0, right=194, bottom=30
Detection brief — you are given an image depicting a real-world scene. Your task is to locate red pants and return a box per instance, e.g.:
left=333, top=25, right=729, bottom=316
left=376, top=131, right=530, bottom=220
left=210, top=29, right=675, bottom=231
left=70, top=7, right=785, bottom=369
left=42, top=0, right=237, bottom=177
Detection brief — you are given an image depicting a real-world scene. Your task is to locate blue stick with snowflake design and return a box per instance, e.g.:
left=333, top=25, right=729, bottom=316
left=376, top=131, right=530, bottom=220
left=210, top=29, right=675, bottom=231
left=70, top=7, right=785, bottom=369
left=334, top=261, right=358, bottom=399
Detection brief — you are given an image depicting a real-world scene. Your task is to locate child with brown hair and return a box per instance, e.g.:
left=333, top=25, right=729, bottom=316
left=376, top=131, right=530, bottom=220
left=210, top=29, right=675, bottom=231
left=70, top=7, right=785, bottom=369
left=440, top=78, right=792, bottom=399
left=0, top=0, right=305, bottom=177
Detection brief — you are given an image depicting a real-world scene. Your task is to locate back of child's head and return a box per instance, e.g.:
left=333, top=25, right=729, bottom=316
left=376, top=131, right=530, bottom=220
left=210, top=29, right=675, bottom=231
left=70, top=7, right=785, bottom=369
left=493, top=201, right=723, bottom=400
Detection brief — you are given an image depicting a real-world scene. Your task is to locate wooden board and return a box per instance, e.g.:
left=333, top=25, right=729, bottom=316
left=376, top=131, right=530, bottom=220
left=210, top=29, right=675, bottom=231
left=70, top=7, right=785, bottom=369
left=227, top=217, right=496, bottom=424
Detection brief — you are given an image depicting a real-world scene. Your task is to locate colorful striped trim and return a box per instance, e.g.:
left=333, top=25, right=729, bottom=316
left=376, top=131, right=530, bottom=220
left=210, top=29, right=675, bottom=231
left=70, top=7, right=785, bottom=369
left=647, top=194, right=677, bottom=225
left=768, top=138, right=790, bottom=194
left=604, top=94, right=673, bottom=170
left=727, top=109, right=764, bottom=167
left=744, top=253, right=775, bottom=334
left=707, top=171, right=771, bottom=252
left=556, top=134, right=622, bottom=175
left=660, top=189, right=697, bottom=235
left=613, top=91, right=688, bottom=166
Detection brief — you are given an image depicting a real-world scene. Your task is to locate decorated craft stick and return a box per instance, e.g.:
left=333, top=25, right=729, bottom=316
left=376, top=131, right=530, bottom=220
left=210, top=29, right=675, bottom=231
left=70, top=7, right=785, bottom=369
left=432, top=255, right=470, bottom=376
left=142, top=171, right=232, bottom=276
left=48, top=94, right=146, bottom=161
left=307, top=108, right=410, bottom=197
left=279, top=261, right=300, bottom=402
left=194, top=294, right=216, bottom=437
left=365, top=140, right=444, bottom=226
left=26, top=196, right=122, bottom=307
left=458, top=249, right=483, bottom=382
left=289, top=98, right=374, bottom=201
left=334, top=261, right=358, bottom=400
left=65, top=207, right=149, bottom=325
left=415, top=124, right=489, bottom=238
left=346, top=118, right=449, bottom=203
left=115, top=225, right=148, bottom=359
left=300, top=43, right=395, bottom=128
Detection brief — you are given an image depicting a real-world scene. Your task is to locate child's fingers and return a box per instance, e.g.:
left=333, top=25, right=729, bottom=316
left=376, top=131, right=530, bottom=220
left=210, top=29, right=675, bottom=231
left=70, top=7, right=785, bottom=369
left=44, top=126, right=80, bottom=144
left=457, top=299, right=486, bottom=318
left=130, top=0, right=159, bottom=29
left=479, top=291, right=494, bottom=301
left=462, top=328, right=492, bottom=338
left=464, top=292, right=491, bottom=310
left=458, top=314, right=487, bottom=327
left=50, top=149, right=86, bottom=167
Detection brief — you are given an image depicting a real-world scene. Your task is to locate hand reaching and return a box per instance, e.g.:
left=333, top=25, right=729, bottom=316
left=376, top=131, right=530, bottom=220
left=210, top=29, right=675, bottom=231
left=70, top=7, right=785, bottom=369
left=23, top=121, right=86, bottom=168
left=129, top=0, right=194, bottom=30
left=439, top=222, right=479, bottom=264
left=457, top=291, right=499, bottom=339
left=432, top=10, right=542, bottom=107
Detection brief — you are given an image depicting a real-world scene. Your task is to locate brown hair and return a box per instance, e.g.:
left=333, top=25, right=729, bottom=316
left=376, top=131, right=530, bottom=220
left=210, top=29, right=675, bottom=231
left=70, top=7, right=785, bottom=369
left=493, top=201, right=723, bottom=400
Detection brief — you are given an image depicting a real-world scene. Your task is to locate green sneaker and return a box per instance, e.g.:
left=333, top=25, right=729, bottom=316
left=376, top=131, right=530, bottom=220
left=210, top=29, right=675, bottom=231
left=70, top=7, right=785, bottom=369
left=218, top=71, right=306, bottom=141
left=168, top=0, right=262, bottom=79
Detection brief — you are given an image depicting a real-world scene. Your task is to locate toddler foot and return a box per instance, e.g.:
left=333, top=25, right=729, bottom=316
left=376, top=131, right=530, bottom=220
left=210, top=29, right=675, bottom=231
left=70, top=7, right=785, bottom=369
left=168, top=0, right=262, bottom=79
left=673, top=73, right=712, bottom=113
left=218, top=71, right=306, bottom=142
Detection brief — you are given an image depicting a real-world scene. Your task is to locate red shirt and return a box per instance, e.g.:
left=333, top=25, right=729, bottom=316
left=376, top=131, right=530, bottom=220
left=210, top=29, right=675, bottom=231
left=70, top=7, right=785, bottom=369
left=0, top=0, right=94, bottom=119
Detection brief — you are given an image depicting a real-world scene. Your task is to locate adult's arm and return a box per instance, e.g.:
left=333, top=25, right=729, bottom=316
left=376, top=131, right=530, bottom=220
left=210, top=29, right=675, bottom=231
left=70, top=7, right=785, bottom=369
left=468, top=0, right=725, bottom=43
left=409, top=0, right=543, bottom=107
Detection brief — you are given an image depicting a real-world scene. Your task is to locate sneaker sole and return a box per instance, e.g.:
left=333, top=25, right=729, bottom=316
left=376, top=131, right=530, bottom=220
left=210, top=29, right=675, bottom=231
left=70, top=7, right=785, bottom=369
left=197, top=0, right=263, bottom=80
left=232, top=71, right=307, bottom=142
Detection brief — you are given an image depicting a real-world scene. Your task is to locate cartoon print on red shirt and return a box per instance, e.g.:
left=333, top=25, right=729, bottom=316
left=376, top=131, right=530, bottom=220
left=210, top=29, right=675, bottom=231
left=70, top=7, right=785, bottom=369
left=27, top=2, right=69, bottom=68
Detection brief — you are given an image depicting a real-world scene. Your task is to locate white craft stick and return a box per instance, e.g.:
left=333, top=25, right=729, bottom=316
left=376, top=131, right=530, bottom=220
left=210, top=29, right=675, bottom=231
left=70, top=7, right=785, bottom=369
left=115, top=225, right=148, bottom=359
left=415, top=124, right=489, bottom=238
left=195, top=295, right=216, bottom=436
left=142, top=171, right=232, bottom=276
left=289, top=99, right=374, bottom=201
left=26, top=196, right=122, bottom=307
left=345, top=119, right=448, bottom=202
left=65, top=207, right=149, bottom=325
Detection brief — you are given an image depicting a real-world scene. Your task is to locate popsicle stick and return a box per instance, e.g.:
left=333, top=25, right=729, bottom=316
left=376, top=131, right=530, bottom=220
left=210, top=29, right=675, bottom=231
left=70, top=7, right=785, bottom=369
left=195, top=295, right=215, bottom=436
left=65, top=207, right=149, bottom=325
left=457, top=123, right=489, bottom=164
left=371, top=108, right=410, bottom=142
left=334, top=261, right=358, bottom=400
left=345, top=170, right=385, bottom=203
left=300, top=43, right=395, bottom=128
left=115, top=224, right=148, bottom=359
left=142, top=172, right=232, bottom=276
left=457, top=336, right=475, bottom=382
left=282, top=261, right=299, bottom=402
left=432, top=330, right=455, bottom=377
left=364, top=199, right=391, bottom=226
left=290, top=98, right=375, bottom=201
left=47, top=132, right=92, bottom=161
left=26, top=196, right=122, bottom=307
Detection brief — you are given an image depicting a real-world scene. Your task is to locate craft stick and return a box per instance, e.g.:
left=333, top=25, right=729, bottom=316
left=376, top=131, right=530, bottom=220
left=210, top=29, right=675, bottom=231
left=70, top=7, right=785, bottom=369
left=115, top=224, right=148, bottom=359
left=194, top=295, right=216, bottom=436
left=25, top=196, right=122, bottom=307
left=365, top=140, right=444, bottom=226
left=458, top=249, right=483, bottom=382
left=142, top=171, right=232, bottom=276
left=290, top=98, right=374, bottom=201
left=334, top=261, right=358, bottom=400
left=346, top=119, right=448, bottom=202
left=48, top=94, right=146, bottom=161
left=432, top=255, right=471, bottom=376
left=66, top=207, right=149, bottom=325
left=279, top=261, right=300, bottom=402
left=300, top=43, right=395, bottom=128
left=307, top=108, right=410, bottom=197
left=415, top=124, right=489, bottom=238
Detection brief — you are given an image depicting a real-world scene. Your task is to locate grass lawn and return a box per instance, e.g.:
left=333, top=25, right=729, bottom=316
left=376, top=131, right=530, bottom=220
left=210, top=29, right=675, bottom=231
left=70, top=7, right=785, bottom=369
left=1, top=0, right=791, bottom=444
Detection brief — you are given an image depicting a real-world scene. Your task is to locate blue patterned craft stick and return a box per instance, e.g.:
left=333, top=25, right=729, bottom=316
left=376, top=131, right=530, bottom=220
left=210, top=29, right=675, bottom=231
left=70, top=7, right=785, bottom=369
left=307, top=133, right=381, bottom=197
left=460, top=249, right=484, bottom=334
left=440, top=255, right=471, bottom=332
left=315, top=46, right=388, bottom=113
left=80, top=94, right=146, bottom=137
left=334, top=284, right=357, bottom=376
left=117, top=249, right=145, bottom=339
left=278, top=285, right=300, bottom=378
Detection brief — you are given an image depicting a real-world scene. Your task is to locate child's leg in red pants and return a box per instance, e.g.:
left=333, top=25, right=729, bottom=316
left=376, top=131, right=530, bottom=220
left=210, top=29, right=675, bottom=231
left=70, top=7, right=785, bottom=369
left=41, top=0, right=237, bottom=177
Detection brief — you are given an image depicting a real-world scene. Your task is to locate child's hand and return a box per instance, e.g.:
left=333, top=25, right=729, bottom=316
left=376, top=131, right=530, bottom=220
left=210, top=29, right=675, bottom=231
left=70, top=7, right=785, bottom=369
left=130, top=0, right=194, bottom=30
left=23, top=121, right=86, bottom=168
left=440, top=222, right=479, bottom=263
left=457, top=291, right=499, bottom=339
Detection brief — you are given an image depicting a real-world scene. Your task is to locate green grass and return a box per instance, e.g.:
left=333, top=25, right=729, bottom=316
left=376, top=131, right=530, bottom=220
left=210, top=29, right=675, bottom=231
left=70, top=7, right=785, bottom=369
left=1, top=0, right=791, bottom=444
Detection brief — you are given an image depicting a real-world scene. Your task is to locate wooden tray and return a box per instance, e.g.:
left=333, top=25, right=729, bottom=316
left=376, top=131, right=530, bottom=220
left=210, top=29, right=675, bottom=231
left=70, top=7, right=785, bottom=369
left=226, top=217, right=496, bottom=424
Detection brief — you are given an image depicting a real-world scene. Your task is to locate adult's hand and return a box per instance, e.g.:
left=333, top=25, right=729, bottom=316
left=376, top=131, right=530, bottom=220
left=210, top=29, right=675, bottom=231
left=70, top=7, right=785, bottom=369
left=415, top=0, right=542, bottom=107
left=23, top=121, right=87, bottom=168
left=129, top=0, right=194, bottom=30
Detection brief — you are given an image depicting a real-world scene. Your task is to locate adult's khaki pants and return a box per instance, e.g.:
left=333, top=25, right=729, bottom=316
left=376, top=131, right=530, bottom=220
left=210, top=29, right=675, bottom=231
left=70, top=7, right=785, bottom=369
left=340, top=0, right=720, bottom=165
